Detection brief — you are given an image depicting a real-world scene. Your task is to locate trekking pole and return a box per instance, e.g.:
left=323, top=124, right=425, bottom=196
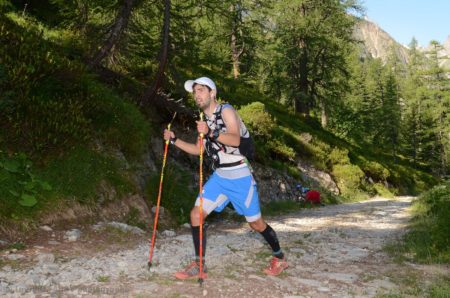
left=148, top=112, right=177, bottom=269
left=198, top=112, right=205, bottom=286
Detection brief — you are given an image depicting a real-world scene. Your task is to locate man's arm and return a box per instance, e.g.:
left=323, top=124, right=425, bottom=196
left=212, top=108, right=241, bottom=147
left=163, top=129, right=203, bottom=156
left=172, top=138, right=203, bottom=156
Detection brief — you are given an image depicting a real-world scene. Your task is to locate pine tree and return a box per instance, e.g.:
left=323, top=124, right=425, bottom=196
left=401, top=37, right=427, bottom=169
left=266, top=0, right=360, bottom=124
left=423, top=41, right=450, bottom=176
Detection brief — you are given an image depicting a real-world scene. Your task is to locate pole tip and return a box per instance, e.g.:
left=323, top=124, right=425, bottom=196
left=147, top=261, right=152, bottom=269
left=198, top=278, right=204, bottom=286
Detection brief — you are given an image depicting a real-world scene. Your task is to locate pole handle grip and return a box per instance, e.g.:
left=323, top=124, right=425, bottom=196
left=199, top=112, right=204, bottom=138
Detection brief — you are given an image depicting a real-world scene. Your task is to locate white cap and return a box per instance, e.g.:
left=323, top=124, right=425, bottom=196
left=184, top=77, right=216, bottom=93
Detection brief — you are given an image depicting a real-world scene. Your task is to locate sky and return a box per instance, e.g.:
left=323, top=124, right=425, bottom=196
left=361, top=0, right=450, bottom=47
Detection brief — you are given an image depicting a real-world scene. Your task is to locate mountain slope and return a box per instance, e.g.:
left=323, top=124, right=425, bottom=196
left=353, top=18, right=409, bottom=64
left=354, top=17, right=450, bottom=70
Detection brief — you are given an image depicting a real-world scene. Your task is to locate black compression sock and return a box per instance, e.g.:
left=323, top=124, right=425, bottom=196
left=260, top=225, right=284, bottom=259
left=191, top=225, right=206, bottom=259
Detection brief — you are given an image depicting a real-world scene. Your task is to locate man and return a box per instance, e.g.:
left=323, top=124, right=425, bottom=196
left=163, top=76, right=288, bottom=279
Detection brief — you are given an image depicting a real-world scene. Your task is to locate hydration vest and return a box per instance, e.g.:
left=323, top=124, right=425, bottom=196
left=204, top=103, right=255, bottom=169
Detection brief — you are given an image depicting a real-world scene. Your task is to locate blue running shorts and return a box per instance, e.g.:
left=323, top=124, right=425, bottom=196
left=195, top=165, right=261, bottom=222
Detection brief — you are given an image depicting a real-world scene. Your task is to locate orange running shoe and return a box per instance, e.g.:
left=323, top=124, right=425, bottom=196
left=174, top=261, right=208, bottom=280
left=263, top=256, right=288, bottom=276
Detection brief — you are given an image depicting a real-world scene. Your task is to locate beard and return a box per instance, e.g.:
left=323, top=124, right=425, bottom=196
left=195, top=97, right=211, bottom=110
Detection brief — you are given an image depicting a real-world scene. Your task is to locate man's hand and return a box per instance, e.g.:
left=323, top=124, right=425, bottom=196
left=163, top=129, right=175, bottom=141
left=196, top=121, right=209, bottom=136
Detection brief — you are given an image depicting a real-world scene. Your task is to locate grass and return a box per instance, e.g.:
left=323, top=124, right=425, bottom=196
left=381, top=182, right=450, bottom=297
left=385, top=182, right=450, bottom=264
left=96, top=275, right=110, bottom=282
left=101, top=225, right=134, bottom=244
left=261, top=200, right=303, bottom=216
left=221, top=264, right=240, bottom=279
left=125, top=207, right=148, bottom=230
left=375, top=269, right=450, bottom=298
left=6, top=242, right=26, bottom=250
left=428, top=276, right=450, bottom=298
left=38, top=146, right=134, bottom=204
left=145, top=163, right=196, bottom=225
left=0, top=259, right=23, bottom=270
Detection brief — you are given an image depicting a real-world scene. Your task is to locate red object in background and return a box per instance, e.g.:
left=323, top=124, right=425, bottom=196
left=305, top=190, right=320, bottom=204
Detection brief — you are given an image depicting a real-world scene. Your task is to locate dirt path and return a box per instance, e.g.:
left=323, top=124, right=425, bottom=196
left=1, top=197, right=448, bottom=297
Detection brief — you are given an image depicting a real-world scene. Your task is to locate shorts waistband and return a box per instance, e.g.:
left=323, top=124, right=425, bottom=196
left=215, top=164, right=251, bottom=179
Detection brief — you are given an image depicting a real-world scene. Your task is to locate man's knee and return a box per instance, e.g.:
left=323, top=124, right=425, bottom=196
left=249, top=218, right=266, bottom=232
left=190, top=207, right=207, bottom=224
left=190, top=207, right=199, bottom=222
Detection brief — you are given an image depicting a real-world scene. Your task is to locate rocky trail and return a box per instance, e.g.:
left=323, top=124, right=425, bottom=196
left=1, top=197, right=448, bottom=297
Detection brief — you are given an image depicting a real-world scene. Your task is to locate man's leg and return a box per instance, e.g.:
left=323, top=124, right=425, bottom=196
left=190, top=206, right=208, bottom=261
left=174, top=206, right=209, bottom=280
left=249, top=217, right=284, bottom=259
left=249, top=217, right=288, bottom=276
left=174, top=172, right=228, bottom=280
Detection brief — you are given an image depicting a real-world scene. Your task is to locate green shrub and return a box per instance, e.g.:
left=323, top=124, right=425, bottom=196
left=329, top=147, right=351, bottom=165
left=388, top=163, right=436, bottom=195
left=332, top=163, right=365, bottom=198
left=373, top=182, right=394, bottom=198
left=238, top=101, right=274, bottom=139
left=362, top=160, right=390, bottom=181
left=239, top=102, right=297, bottom=163
left=0, top=151, right=52, bottom=218
left=305, top=139, right=331, bottom=170
left=266, top=138, right=296, bottom=161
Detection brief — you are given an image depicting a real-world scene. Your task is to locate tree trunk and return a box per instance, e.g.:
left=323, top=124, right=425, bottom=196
left=141, top=0, right=171, bottom=104
left=230, top=4, right=243, bottom=79
left=319, top=97, right=327, bottom=127
left=295, top=40, right=309, bottom=116
left=412, top=111, right=417, bottom=169
left=77, top=1, right=89, bottom=35
left=231, top=28, right=240, bottom=79
left=89, top=0, right=134, bottom=68
left=438, top=115, right=447, bottom=177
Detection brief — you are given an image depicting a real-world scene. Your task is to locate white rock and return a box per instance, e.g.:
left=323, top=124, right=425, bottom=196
left=64, top=229, right=81, bottom=242
left=36, top=253, right=55, bottom=264
left=92, top=222, right=105, bottom=230
left=162, top=230, right=176, bottom=237
left=297, top=278, right=323, bottom=287
left=151, top=206, right=164, bottom=214
left=107, top=222, right=145, bottom=235
left=39, top=225, right=53, bottom=232
left=6, top=254, right=25, bottom=260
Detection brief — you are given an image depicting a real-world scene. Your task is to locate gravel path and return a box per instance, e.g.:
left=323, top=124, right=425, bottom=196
left=1, top=196, right=448, bottom=297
